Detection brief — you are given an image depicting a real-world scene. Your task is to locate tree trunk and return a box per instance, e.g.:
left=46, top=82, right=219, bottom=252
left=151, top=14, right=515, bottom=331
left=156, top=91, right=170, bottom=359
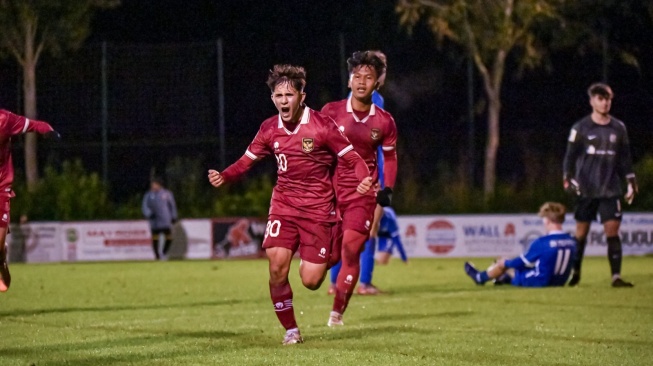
left=483, top=90, right=501, bottom=199
left=23, top=35, right=39, bottom=192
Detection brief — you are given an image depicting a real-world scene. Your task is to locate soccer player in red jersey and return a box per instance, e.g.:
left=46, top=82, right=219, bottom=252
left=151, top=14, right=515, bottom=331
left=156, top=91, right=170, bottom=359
left=208, top=64, right=372, bottom=345
left=321, top=51, right=398, bottom=326
left=0, top=109, right=59, bottom=292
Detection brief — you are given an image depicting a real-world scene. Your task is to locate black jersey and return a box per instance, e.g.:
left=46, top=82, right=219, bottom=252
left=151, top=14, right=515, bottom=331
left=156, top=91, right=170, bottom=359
left=563, top=115, right=635, bottom=199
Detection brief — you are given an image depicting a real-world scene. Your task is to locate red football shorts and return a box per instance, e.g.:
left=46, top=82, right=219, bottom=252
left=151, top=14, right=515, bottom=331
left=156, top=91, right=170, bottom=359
left=0, top=196, right=10, bottom=228
left=338, top=197, right=376, bottom=235
left=262, top=214, right=334, bottom=264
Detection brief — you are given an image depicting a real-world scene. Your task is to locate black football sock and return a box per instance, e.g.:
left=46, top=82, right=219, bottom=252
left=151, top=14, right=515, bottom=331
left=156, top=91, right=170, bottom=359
left=152, top=240, right=160, bottom=259
left=573, top=237, right=587, bottom=273
left=163, top=239, right=172, bottom=256
left=607, top=236, right=622, bottom=277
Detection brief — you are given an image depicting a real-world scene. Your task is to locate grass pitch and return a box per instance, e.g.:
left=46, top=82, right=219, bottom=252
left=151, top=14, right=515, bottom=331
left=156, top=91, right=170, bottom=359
left=1, top=257, right=652, bottom=365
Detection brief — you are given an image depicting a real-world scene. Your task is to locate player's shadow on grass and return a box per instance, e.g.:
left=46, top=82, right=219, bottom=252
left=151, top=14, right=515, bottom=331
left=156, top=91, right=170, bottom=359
left=388, top=283, right=476, bottom=295
left=320, top=325, right=435, bottom=341
left=364, top=310, right=472, bottom=323
left=0, top=299, right=243, bottom=318
left=0, top=332, right=244, bottom=366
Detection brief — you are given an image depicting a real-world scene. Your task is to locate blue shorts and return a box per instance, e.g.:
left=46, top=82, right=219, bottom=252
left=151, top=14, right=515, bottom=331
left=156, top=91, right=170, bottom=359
left=377, top=237, right=393, bottom=253
left=511, top=270, right=547, bottom=287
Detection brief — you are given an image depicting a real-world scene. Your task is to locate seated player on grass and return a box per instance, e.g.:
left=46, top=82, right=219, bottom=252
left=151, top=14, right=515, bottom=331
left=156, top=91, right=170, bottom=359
left=464, top=202, right=576, bottom=287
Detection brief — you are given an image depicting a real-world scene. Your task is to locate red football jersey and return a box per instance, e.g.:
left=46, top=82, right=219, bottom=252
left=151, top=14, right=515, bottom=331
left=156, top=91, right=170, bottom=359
left=0, top=110, right=54, bottom=197
left=321, top=98, right=397, bottom=203
left=244, top=107, right=354, bottom=222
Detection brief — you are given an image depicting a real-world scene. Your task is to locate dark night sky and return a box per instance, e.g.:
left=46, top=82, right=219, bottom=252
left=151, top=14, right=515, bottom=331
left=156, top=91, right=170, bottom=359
left=2, top=0, right=652, bottom=200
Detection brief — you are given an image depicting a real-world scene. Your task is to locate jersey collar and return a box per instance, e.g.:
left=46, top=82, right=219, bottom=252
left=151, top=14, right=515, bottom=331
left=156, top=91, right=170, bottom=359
left=278, top=107, right=310, bottom=134
left=548, top=230, right=566, bottom=235
left=347, top=97, right=376, bottom=123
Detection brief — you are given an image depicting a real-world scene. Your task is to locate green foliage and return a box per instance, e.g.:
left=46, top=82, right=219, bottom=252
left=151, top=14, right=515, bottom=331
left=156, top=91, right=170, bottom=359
left=161, top=155, right=273, bottom=219
left=210, top=174, right=274, bottom=218
left=631, top=154, right=653, bottom=210
left=2, top=257, right=652, bottom=365
left=13, top=160, right=113, bottom=221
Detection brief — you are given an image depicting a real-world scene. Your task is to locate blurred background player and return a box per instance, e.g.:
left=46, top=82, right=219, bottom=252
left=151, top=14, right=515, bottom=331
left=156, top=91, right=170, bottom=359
left=373, top=206, right=408, bottom=266
left=321, top=50, right=398, bottom=326
left=142, top=176, right=178, bottom=260
left=0, top=109, right=59, bottom=292
left=562, top=83, right=638, bottom=288
left=329, top=202, right=409, bottom=295
left=464, top=202, right=576, bottom=287
left=208, top=64, right=372, bottom=345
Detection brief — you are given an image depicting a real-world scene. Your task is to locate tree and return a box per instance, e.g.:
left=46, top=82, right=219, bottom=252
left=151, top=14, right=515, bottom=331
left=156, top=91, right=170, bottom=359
left=396, top=0, right=562, bottom=199
left=0, top=0, right=118, bottom=191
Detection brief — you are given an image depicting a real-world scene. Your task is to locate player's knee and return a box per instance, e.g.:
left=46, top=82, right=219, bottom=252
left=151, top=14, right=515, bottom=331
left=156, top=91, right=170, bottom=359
left=300, top=273, right=325, bottom=291
left=268, top=265, right=289, bottom=285
left=342, top=243, right=363, bottom=264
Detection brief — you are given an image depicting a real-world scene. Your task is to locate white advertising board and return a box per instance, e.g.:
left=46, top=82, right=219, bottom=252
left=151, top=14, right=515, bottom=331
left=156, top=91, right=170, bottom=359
left=17, top=222, right=63, bottom=263
left=61, top=221, right=153, bottom=261
left=178, top=219, right=212, bottom=259
left=397, top=213, right=653, bottom=258
left=7, top=213, right=651, bottom=263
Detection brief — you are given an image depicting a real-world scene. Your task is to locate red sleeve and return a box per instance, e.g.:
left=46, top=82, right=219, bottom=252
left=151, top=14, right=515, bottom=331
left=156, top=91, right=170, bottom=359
left=382, top=149, right=397, bottom=188
left=0, top=109, right=53, bottom=135
left=340, top=150, right=370, bottom=181
left=381, top=114, right=398, bottom=188
left=221, top=154, right=257, bottom=183
left=221, top=122, right=271, bottom=182
left=320, top=103, right=333, bottom=119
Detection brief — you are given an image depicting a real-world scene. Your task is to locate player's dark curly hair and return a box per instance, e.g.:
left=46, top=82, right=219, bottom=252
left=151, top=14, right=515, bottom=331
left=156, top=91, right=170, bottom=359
left=587, top=82, right=613, bottom=98
left=266, top=64, right=306, bottom=93
left=347, top=50, right=387, bottom=83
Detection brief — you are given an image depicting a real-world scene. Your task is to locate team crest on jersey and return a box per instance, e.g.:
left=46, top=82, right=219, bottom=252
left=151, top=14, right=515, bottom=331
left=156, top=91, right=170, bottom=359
left=370, top=128, right=381, bottom=140
left=302, top=138, right=314, bottom=153
left=609, top=134, right=616, bottom=143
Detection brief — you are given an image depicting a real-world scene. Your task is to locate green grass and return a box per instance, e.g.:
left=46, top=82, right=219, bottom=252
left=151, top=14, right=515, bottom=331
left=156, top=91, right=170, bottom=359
left=1, top=257, right=652, bottom=366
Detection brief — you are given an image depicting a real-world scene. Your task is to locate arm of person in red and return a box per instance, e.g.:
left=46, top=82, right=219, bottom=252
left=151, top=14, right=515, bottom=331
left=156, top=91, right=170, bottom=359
left=340, top=149, right=373, bottom=194
left=207, top=154, right=257, bottom=188
left=0, top=109, right=59, bottom=138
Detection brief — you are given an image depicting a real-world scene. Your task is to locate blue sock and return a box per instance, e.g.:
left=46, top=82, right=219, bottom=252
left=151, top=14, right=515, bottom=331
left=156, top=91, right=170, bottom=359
left=478, top=271, right=490, bottom=284
left=359, top=238, right=375, bottom=285
left=330, top=260, right=342, bottom=284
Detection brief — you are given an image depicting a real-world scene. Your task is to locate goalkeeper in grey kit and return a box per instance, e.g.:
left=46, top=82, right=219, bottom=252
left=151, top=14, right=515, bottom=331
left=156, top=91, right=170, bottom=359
left=562, top=82, right=638, bottom=287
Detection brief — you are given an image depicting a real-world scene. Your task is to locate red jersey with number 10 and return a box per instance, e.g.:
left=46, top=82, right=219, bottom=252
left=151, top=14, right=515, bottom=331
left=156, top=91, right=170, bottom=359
left=0, top=110, right=54, bottom=197
left=244, top=107, right=354, bottom=222
left=321, top=98, right=397, bottom=203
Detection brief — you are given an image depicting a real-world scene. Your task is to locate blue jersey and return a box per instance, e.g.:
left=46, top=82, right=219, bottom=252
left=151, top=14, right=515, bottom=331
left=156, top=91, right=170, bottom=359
left=378, top=207, right=398, bottom=238
left=504, top=232, right=576, bottom=287
left=377, top=207, right=408, bottom=262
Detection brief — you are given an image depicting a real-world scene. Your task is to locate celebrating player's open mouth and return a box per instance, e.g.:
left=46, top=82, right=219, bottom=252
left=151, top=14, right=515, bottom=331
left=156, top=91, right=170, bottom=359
left=271, top=81, right=306, bottom=124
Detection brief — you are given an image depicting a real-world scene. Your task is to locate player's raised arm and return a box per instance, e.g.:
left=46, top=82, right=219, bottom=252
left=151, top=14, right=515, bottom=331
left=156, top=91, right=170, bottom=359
left=0, top=109, right=60, bottom=138
left=207, top=152, right=259, bottom=188
left=207, top=169, right=225, bottom=188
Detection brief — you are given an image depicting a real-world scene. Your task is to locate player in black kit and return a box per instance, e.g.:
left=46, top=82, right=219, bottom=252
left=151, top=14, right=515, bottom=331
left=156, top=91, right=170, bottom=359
left=562, top=83, right=638, bottom=287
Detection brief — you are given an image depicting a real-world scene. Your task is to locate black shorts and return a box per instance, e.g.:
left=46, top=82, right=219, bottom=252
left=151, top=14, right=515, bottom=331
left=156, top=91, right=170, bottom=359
left=574, top=197, right=622, bottom=223
left=151, top=228, right=172, bottom=236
